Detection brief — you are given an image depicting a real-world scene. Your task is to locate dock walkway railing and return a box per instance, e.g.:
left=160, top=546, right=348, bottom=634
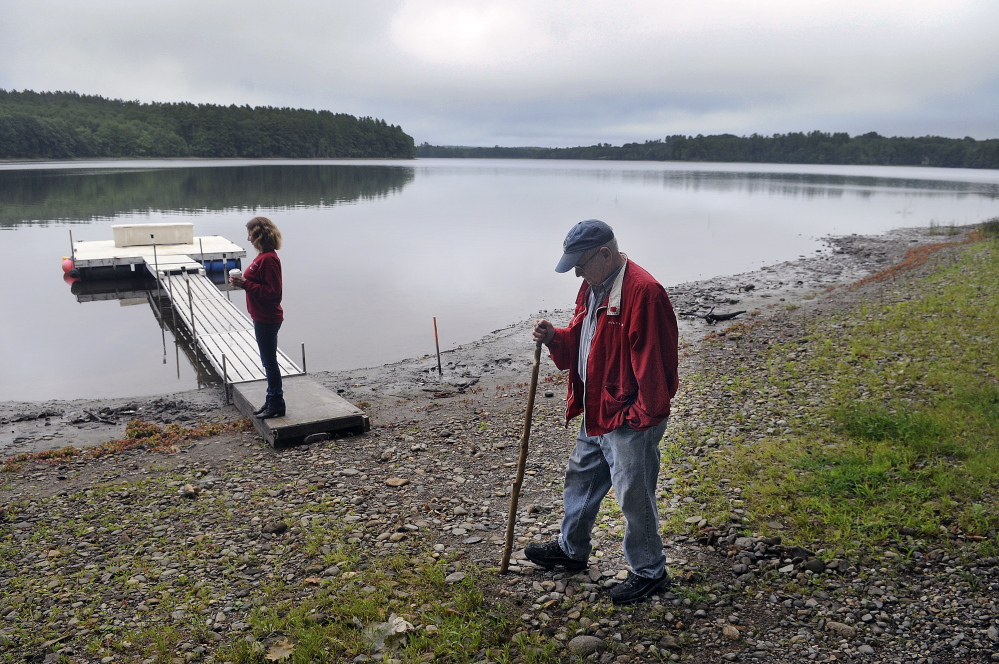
left=153, top=263, right=302, bottom=385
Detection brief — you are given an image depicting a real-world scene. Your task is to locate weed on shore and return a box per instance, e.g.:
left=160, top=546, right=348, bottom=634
left=672, top=234, right=999, bottom=554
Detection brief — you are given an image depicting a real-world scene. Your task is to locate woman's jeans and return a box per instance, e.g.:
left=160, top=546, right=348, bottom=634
left=253, top=321, right=283, bottom=403
left=558, top=419, right=668, bottom=579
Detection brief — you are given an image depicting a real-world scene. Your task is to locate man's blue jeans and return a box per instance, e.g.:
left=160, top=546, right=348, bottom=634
left=253, top=321, right=283, bottom=402
left=558, top=419, right=668, bottom=579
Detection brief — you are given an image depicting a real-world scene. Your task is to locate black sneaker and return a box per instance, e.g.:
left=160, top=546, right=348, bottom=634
left=608, top=570, right=671, bottom=605
left=524, top=540, right=588, bottom=571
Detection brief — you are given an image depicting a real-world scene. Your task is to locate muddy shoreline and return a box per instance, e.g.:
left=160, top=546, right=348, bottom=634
left=0, top=226, right=934, bottom=458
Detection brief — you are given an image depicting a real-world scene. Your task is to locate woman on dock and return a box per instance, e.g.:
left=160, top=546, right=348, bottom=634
left=230, top=217, right=285, bottom=419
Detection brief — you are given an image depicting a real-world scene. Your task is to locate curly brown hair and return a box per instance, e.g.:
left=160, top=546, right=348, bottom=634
left=246, top=217, right=282, bottom=253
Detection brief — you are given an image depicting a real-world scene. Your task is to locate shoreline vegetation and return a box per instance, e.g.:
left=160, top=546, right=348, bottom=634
left=0, top=90, right=416, bottom=160
left=417, top=132, right=999, bottom=170
left=1, top=221, right=997, bottom=663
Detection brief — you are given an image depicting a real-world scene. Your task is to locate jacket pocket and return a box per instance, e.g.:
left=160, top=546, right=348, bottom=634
left=602, top=384, right=635, bottom=409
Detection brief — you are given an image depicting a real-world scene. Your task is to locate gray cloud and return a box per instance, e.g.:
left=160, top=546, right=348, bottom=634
left=1, top=0, right=996, bottom=145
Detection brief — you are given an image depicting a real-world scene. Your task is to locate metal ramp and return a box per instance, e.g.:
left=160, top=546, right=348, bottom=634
left=152, top=265, right=301, bottom=383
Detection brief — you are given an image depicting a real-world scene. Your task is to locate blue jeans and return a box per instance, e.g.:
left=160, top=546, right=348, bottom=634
left=253, top=321, right=283, bottom=402
left=558, top=419, right=668, bottom=578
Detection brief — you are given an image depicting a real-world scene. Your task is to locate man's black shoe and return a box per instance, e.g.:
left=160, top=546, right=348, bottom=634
left=253, top=399, right=270, bottom=416
left=524, top=540, right=588, bottom=571
left=609, top=570, right=671, bottom=605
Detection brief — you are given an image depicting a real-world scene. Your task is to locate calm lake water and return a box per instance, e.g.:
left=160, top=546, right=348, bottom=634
left=2, top=158, right=998, bottom=402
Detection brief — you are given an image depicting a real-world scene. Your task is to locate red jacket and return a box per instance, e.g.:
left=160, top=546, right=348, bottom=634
left=243, top=251, right=283, bottom=324
left=548, top=259, right=679, bottom=436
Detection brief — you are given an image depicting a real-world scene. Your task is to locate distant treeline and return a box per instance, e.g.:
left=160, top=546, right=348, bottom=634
left=0, top=89, right=415, bottom=160
left=0, top=164, right=414, bottom=228
left=417, top=132, right=999, bottom=169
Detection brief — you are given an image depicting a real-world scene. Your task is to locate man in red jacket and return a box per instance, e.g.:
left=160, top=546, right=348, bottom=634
left=527, top=219, right=679, bottom=605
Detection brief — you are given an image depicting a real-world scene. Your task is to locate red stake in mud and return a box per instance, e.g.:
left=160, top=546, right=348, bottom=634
left=433, top=317, right=443, bottom=375
left=500, top=340, right=544, bottom=574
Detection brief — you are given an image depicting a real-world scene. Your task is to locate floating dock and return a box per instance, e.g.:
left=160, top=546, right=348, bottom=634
left=68, top=223, right=369, bottom=445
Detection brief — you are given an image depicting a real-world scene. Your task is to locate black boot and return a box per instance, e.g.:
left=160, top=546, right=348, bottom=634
left=253, top=398, right=271, bottom=417
left=258, top=398, right=286, bottom=419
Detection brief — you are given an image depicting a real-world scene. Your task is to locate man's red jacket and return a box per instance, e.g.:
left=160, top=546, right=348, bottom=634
left=548, top=259, right=679, bottom=436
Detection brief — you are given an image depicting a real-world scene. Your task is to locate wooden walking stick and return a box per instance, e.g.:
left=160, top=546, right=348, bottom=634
left=500, top=340, right=544, bottom=573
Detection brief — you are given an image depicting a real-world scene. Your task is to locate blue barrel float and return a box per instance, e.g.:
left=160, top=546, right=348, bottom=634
left=203, top=258, right=242, bottom=274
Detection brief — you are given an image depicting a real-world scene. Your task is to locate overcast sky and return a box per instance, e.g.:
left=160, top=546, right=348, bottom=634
left=1, top=0, right=997, bottom=146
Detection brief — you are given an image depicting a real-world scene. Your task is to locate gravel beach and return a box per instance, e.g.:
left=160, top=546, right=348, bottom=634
left=2, top=226, right=996, bottom=664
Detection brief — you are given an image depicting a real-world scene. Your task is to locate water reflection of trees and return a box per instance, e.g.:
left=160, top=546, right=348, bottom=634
left=620, top=169, right=999, bottom=199
left=0, top=164, right=415, bottom=227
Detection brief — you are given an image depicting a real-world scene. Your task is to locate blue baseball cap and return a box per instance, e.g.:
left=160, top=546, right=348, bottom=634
left=555, top=219, right=615, bottom=273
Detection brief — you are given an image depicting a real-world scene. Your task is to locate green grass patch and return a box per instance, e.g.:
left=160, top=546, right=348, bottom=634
left=688, top=237, right=999, bottom=551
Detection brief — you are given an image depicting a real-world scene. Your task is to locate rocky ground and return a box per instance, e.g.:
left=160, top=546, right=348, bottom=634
left=2, top=227, right=997, bottom=664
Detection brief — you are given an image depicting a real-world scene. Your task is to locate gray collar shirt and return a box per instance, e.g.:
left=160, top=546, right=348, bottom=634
left=578, top=263, right=625, bottom=385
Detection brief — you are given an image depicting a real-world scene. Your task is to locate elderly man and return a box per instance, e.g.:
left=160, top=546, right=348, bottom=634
left=527, top=219, right=679, bottom=605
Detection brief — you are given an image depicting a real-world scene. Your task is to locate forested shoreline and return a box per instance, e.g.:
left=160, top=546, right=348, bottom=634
left=418, top=131, right=999, bottom=169
left=0, top=90, right=415, bottom=159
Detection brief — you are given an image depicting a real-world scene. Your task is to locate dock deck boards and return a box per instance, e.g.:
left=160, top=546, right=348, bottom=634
left=155, top=268, right=300, bottom=383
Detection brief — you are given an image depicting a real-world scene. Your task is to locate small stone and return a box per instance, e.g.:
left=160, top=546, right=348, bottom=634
left=567, top=635, right=605, bottom=656
left=178, top=484, right=200, bottom=499
left=658, top=635, right=680, bottom=651
left=800, top=559, right=826, bottom=574
left=385, top=477, right=410, bottom=487
left=262, top=521, right=288, bottom=534
left=444, top=572, right=466, bottom=584
left=463, top=536, right=483, bottom=544
left=826, top=621, right=856, bottom=638
left=722, top=624, right=740, bottom=640
left=857, top=644, right=875, bottom=655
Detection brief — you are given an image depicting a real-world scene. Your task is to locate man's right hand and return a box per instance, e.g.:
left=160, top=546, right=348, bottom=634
left=533, top=319, right=555, bottom=346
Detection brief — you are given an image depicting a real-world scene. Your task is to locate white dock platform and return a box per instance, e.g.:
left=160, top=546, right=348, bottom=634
left=72, top=235, right=245, bottom=271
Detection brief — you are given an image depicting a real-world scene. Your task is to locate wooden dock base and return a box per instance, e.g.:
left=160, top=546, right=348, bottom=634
left=232, top=375, right=370, bottom=447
